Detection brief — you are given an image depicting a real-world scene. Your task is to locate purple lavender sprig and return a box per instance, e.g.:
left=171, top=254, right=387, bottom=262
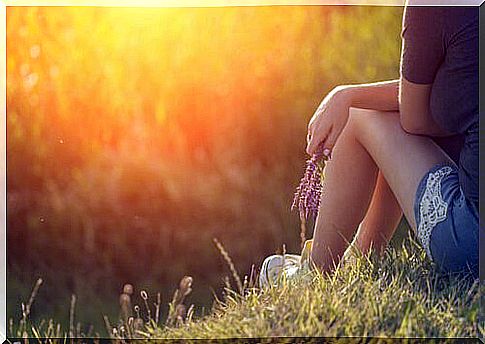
left=291, top=146, right=327, bottom=220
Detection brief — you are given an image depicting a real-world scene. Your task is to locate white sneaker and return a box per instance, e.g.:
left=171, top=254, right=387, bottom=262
left=259, top=240, right=314, bottom=288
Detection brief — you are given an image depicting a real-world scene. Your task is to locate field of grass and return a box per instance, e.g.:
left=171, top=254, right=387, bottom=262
left=9, top=235, right=481, bottom=341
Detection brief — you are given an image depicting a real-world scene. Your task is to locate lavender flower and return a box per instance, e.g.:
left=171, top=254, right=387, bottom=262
left=291, top=146, right=327, bottom=220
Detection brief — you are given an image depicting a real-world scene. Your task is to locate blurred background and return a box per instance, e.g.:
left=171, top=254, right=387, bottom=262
left=7, top=5, right=404, bottom=330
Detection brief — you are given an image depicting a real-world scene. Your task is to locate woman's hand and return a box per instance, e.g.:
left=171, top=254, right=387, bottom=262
left=306, top=86, right=352, bottom=157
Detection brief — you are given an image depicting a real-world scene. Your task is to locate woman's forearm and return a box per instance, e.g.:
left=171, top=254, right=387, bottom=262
left=306, top=79, right=400, bottom=156
left=339, top=80, right=400, bottom=112
left=340, top=79, right=451, bottom=137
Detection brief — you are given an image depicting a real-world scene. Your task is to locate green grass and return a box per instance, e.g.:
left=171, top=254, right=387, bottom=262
left=9, top=236, right=481, bottom=341
left=146, top=237, right=480, bottom=339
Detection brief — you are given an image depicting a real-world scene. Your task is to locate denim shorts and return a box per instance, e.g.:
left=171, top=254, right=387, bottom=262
left=414, top=163, right=479, bottom=277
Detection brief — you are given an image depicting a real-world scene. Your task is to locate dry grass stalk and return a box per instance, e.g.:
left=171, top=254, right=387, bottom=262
left=167, top=276, right=193, bottom=327
left=140, top=290, right=151, bottom=321
left=23, top=278, right=43, bottom=320
left=248, top=264, right=256, bottom=289
left=103, top=315, right=112, bottom=336
left=213, top=238, right=243, bottom=295
left=186, top=304, right=195, bottom=323
left=123, top=284, right=133, bottom=295
left=119, top=283, right=133, bottom=323
left=19, top=278, right=43, bottom=334
left=299, top=212, right=307, bottom=250
left=223, top=276, right=232, bottom=291
left=69, top=294, right=76, bottom=338
left=154, top=292, right=161, bottom=324
left=119, top=293, right=131, bottom=322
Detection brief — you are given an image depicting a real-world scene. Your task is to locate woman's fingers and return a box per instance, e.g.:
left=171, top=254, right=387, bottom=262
left=306, top=137, right=318, bottom=156
left=306, top=88, right=350, bottom=158
left=320, top=126, right=340, bottom=158
left=306, top=130, right=318, bottom=156
left=306, top=106, right=326, bottom=151
left=307, top=121, right=343, bottom=158
left=306, top=122, right=330, bottom=156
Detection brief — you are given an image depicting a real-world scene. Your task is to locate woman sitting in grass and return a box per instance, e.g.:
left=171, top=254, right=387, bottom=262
left=261, top=2, right=479, bottom=286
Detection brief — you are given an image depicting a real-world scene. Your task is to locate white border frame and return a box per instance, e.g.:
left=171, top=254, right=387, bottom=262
left=1, top=1, right=483, bottom=342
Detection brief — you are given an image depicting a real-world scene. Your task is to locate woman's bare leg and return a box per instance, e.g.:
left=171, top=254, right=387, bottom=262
left=310, top=109, right=380, bottom=269
left=348, top=172, right=403, bottom=256
left=311, top=108, right=454, bottom=271
left=347, top=133, right=463, bottom=258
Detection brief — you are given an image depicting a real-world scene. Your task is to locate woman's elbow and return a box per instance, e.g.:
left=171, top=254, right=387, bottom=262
left=399, top=114, right=427, bottom=135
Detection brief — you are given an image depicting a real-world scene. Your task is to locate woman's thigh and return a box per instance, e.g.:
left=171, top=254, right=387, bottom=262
left=348, top=107, right=454, bottom=230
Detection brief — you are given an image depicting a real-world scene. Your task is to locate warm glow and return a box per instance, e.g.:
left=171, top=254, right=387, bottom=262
left=7, top=6, right=403, bottom=328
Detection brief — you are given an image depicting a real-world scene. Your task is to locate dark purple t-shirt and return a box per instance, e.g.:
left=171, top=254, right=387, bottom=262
left=401, top=6, right=479, bottom=207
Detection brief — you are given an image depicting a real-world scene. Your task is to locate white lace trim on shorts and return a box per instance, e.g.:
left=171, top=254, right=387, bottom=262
left=417, top=165, right=453, bottom=260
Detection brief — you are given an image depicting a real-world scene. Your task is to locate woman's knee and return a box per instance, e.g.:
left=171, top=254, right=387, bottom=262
left=347, top=107, right=402, bottom=141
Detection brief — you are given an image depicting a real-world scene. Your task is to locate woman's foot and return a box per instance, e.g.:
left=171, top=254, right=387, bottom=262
left=259, top=240, right=314, bottom=288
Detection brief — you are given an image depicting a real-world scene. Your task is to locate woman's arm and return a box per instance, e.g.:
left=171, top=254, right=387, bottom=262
left=342, top=78, right=452, bottom=136
left=307, top=80, right=399, bottom=156
left=340, top=79, right=399, bottom=112
left=340, top=76, right=453, bottom=135
left=399, top=77, right=452, bottom=137
left=306, top=76, right=450, bottom=156
left=399, top=5, right=453, bottom=137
